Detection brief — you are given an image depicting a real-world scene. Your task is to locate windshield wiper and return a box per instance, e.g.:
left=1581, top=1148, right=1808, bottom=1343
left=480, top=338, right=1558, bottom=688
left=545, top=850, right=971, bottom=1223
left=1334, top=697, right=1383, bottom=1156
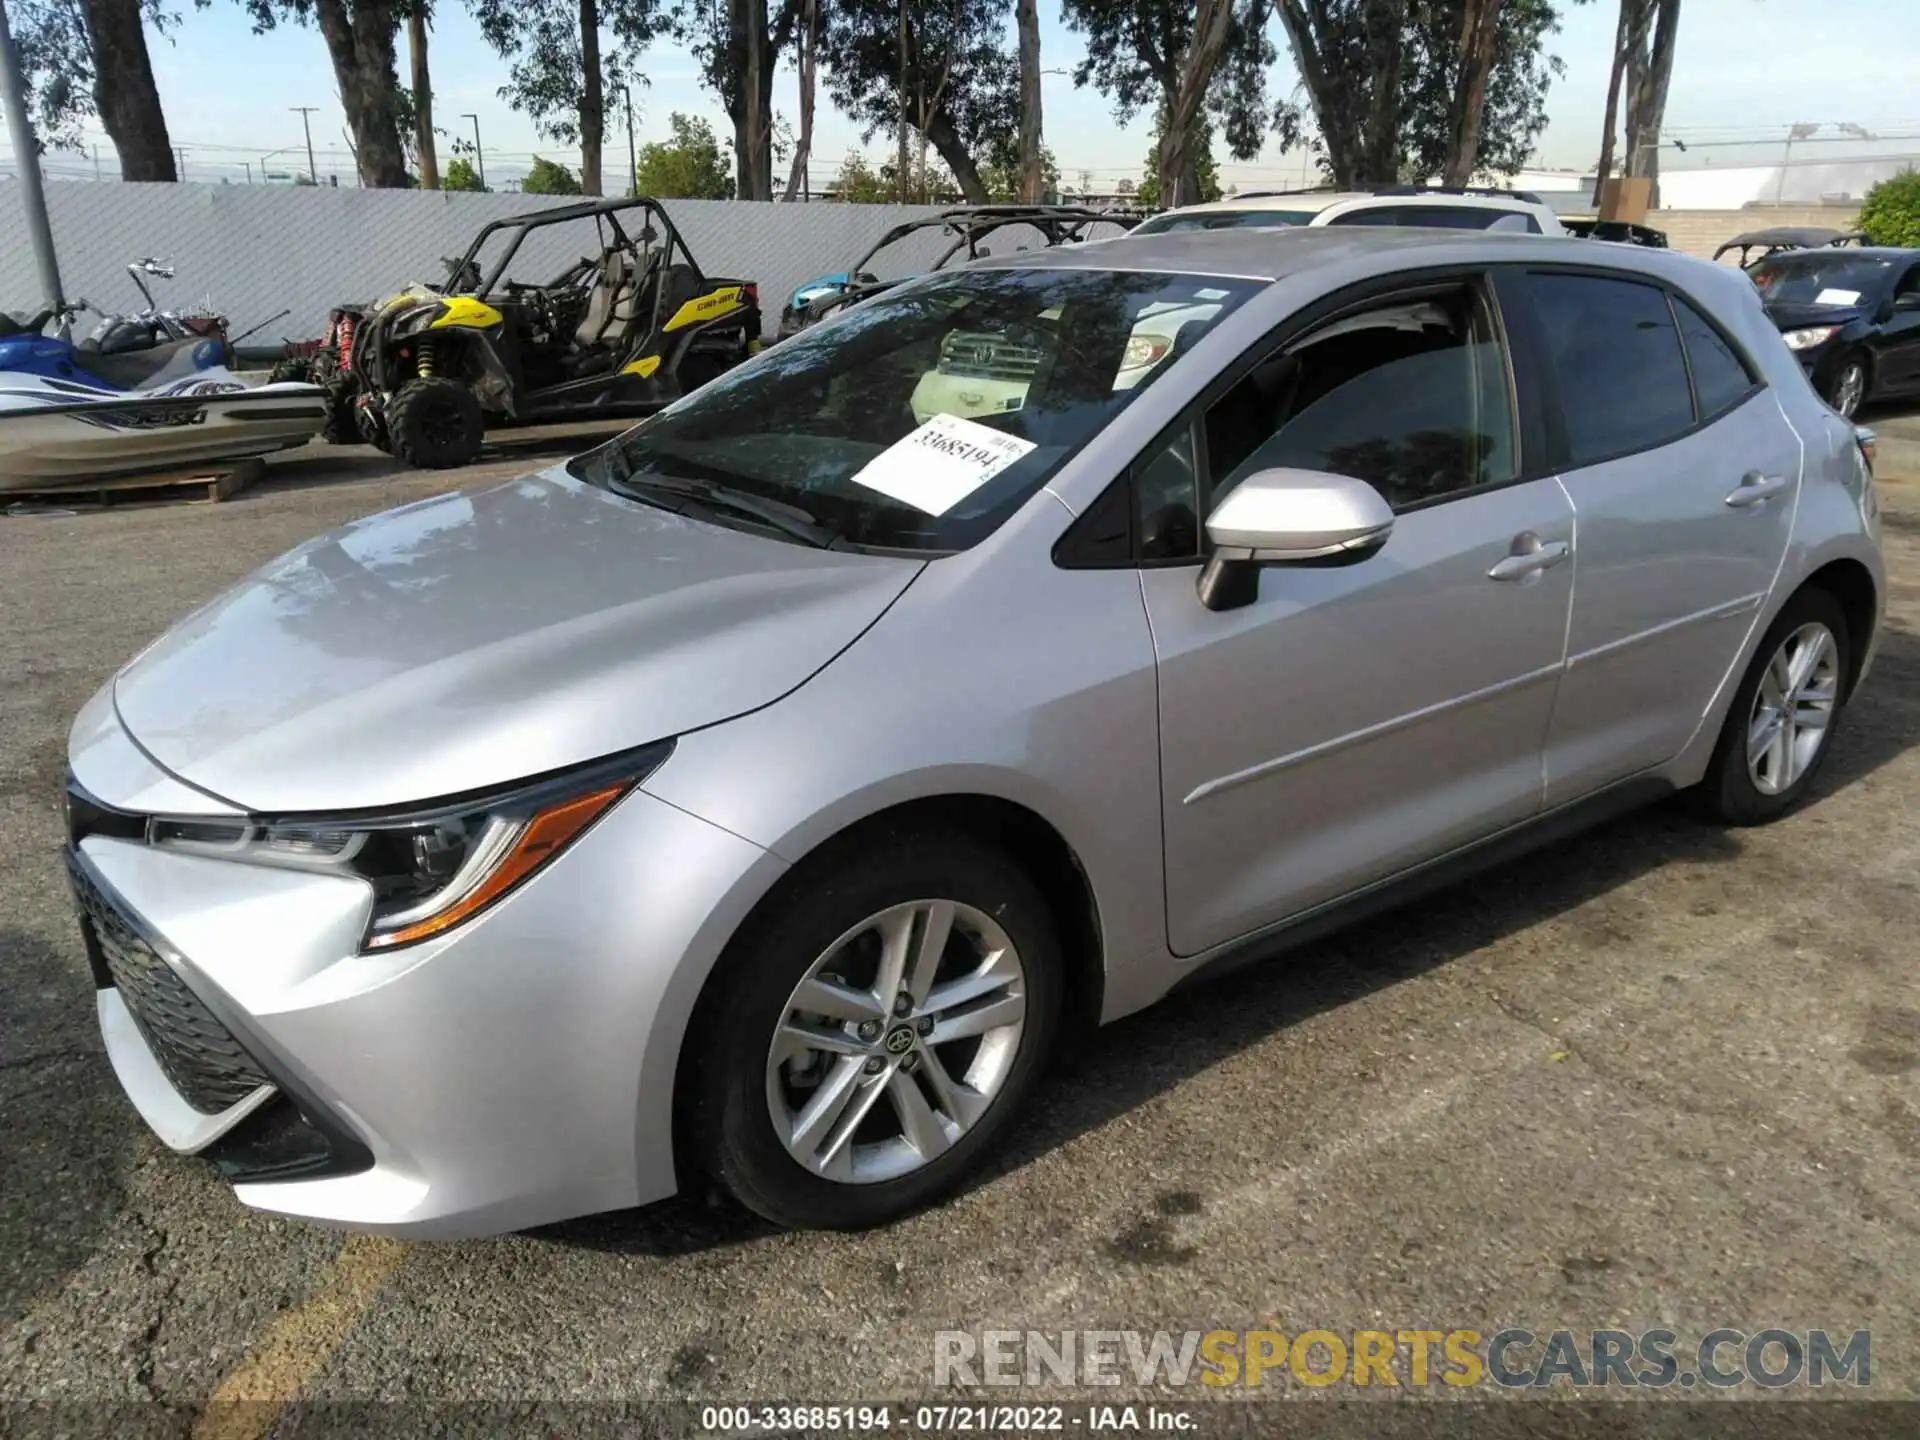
left=606, top=469, right=841, bottom=550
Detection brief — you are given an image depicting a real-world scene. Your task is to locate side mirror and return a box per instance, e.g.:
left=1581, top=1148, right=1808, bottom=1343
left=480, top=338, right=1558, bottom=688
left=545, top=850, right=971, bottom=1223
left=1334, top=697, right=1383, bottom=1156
left=1196, top=468, right=1395, bottom=612
left=1893, top=292, right=1920, bottom=313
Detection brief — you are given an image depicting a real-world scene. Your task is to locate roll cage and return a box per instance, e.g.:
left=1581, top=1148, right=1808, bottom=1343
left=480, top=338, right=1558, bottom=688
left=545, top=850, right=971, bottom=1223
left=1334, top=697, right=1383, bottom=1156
left=855, top=205, right=1142, bottom=276
left=451, top=196, right=707, bottom=300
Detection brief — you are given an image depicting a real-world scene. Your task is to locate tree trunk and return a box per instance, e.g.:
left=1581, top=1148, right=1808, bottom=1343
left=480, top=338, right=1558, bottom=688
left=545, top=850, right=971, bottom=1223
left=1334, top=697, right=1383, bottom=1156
left=895, top=0, right=911, bottom=202
left=923, top=106, right=988, bottom=203
left=80, top=0, right=176, bottom=181
left=1623, top=0, right=1678, bottom=195
left=1441, top=0, right=1503, bottom=186
left=1593, top=0, right=1633, bottom=195
left=782, top=0, right=816, bottom=198
left=1356, top=0, right=1407, bottom=183
left=724, top=0, right=775, bottom=200
left=1016, top=0, right=1042, bottom=202
left=578, top=0, right=603, bottom=193
left=1158, top=0, right=1233, bottom=208
left=1274, top=0, right=1361, bottom=187
left=408, top=7, right=437, bottom=188
left=312, top=0, right=409, bottom=187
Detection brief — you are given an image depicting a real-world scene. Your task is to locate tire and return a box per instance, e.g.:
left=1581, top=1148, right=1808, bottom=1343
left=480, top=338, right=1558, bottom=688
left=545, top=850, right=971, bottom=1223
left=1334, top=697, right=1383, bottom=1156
left=689, top=832, right=1063, bottom=1230
left=319, top=380, right=361, bottom=446
left=385, top=377, right=484, bottom=470
left=1826, top=353, right=1869, bottom=418
left=1689, top=586, right=1851, bottom=825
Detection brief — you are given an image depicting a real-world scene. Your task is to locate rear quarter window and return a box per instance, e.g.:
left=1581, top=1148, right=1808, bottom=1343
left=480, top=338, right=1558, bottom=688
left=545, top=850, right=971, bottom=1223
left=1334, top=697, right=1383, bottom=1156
left=1672, top=295, right=1760, bottom=421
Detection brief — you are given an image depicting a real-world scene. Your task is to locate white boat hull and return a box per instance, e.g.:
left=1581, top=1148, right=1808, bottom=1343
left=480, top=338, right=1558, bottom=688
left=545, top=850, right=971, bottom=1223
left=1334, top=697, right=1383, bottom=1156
left=0, top=369, right=328, bottom=490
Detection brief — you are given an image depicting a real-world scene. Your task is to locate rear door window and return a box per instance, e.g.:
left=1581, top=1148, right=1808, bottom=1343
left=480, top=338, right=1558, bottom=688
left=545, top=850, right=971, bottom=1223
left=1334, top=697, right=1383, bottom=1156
left=1522, top=273, right=1695, bottom=467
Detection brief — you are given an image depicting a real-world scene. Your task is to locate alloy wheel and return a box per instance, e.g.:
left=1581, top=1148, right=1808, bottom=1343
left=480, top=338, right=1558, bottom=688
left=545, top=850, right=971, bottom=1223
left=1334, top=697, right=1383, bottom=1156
left=764, top=900, right=1026, bottom=1185
left=1832, top=361, right=1866, bottom=418
left=1746, top=622, right=1840, bottom=796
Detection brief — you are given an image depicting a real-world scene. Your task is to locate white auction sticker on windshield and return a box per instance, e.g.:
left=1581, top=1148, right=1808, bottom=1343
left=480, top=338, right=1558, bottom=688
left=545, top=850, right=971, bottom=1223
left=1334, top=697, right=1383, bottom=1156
left=1815, top=287, right=1862, bottom=306
left=850, top=413, right=1038, bottom=516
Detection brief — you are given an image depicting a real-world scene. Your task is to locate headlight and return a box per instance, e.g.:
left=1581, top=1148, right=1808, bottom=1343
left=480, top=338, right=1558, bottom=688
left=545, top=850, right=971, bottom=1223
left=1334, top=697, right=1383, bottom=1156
left=147, top=742, right=671, bottom=949
left=391, top=302, right=451, bottom=339
left=1782, top=325, right=1839, bottom=352
left=1120, top=333, right=1173, bottom=371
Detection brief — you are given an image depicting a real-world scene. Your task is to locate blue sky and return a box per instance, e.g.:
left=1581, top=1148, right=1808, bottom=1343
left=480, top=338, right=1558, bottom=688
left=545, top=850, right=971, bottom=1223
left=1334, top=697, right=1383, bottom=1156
left=33, top=0, right=1920, bottom=189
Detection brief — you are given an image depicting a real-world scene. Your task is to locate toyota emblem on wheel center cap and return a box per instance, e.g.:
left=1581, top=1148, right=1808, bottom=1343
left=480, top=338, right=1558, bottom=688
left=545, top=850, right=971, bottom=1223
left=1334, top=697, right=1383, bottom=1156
left=884, top=1027, right=916, bottom=1055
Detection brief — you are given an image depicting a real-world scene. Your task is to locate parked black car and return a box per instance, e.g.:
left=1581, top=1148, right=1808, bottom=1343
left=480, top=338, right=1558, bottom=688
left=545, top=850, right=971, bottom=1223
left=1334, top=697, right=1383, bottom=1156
left=1749, top=246, right=1920, bottom=417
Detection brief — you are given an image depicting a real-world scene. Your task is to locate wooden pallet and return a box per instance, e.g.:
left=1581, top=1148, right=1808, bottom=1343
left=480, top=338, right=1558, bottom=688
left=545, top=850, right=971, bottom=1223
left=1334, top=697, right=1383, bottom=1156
left=3, top=456, right=262, bottom=511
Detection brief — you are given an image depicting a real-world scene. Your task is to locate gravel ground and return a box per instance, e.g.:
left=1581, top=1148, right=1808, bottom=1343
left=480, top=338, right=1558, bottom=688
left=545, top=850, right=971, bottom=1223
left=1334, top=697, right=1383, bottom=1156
left=2, top=421, right=1918, bottom=1438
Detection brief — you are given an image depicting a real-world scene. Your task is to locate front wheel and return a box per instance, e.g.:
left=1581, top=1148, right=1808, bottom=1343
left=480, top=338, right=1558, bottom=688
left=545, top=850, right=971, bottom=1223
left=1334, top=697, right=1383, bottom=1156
left=690, top=834, right=1062, bottom=1229
left=1827, top=354, right=1869, bottom=418
left=1689, top=586, right=1851, bottom=825
left=385, top=377, right=483, bottom=469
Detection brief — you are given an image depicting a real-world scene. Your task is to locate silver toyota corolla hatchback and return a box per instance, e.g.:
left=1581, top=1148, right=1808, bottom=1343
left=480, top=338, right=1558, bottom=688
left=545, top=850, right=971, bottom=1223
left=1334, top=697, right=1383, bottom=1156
left=65, top=229, right=1884, bottom=1237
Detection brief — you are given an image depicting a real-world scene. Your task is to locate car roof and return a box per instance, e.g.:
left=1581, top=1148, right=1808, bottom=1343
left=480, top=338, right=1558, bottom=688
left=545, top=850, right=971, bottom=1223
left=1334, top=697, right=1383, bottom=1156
left=978, top=224, right=1555, bottom=280
left=976, top=227, right=1767, bottom=321
left=1726, top=226, right=1850, bottom=247
left=1152, top=189, right=1547, bottom=220
left=1753, top=245, right=1916, bottom=262
left=1156, top=192, right=1365, bottom=216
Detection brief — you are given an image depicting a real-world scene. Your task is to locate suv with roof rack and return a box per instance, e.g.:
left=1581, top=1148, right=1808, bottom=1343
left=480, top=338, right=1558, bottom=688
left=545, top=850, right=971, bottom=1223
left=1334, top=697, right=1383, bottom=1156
left=1131, top=186, right=1566, bottom=238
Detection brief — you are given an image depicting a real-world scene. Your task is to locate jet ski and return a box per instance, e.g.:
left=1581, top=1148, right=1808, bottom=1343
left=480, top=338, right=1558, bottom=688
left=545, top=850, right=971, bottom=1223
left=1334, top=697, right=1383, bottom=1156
left=0, top=317, right=328, bottom=490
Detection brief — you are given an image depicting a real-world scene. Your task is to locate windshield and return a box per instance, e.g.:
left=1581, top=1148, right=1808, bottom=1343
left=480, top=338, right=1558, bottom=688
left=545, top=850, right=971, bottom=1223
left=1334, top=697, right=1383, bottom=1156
left=1750, top=253, right=1896, bottom=307
left=1134, top=208, right=1319, bottom=235
left=578, top=267, right=1259, bottom=552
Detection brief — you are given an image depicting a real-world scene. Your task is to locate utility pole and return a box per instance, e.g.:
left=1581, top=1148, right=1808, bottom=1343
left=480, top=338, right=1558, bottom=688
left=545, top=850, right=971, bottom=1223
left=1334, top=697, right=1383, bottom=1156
left=1776, top=122, right=1820, bottom=205
left=92, top=143, right=100, bottom=180
left=292, top=106, right=319, bottom=183
left=0, top=0, right=63, bottom=314
left=462, top=112, right=484, bottom=189
left=623, top=84, right=637, bottom=198
left=243, top=161, right=253, bottom=183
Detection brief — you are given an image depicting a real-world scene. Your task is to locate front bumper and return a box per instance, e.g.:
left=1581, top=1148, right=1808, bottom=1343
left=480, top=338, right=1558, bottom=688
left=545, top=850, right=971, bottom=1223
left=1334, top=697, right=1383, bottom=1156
left=66, top=727, right=786, bottom=1238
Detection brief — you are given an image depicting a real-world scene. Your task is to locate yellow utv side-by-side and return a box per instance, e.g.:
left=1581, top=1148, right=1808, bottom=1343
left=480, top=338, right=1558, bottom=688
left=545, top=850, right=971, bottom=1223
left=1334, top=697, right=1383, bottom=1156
left=302, top=196, right=763, bottom=470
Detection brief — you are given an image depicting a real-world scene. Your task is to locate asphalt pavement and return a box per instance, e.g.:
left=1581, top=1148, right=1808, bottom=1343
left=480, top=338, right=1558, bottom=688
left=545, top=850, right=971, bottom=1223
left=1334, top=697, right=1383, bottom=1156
left=3, top=424, right=1919, bottom=1436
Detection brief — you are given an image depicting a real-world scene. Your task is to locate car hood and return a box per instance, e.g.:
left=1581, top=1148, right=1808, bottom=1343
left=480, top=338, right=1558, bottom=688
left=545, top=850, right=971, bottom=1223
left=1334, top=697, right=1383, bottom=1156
left=789, top=273, right=851, bottom=309
left=1760, top=299, right=1869, bottom=331
left=109, top=467, right=922, bottom=813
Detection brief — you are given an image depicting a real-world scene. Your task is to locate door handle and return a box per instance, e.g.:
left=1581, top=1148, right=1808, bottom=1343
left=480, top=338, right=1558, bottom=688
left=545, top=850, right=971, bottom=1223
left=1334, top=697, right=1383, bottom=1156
left=1724, top=471, right=1789, bottom=508
left=1488, top=538, right=1570, bottom=581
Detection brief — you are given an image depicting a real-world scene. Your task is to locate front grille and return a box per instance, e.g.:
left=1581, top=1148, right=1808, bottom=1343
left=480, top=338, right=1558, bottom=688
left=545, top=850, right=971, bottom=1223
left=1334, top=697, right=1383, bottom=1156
left=939, top=332, right=1044, bottom=382
left=67, top=852, right=272, bottom=1115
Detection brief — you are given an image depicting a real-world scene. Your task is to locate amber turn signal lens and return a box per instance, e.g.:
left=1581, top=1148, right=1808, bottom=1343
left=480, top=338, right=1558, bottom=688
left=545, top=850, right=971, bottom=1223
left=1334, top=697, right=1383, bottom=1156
left=367, top=783, right=628, bottom=949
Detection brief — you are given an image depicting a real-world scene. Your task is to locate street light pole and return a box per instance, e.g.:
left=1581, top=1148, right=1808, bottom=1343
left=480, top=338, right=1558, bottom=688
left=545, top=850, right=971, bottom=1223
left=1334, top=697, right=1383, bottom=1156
left=292, top=106, right=319, bottom=183
left=462, top=113, right=484, bottom=190
left=0, top=0, right=64, bottom=316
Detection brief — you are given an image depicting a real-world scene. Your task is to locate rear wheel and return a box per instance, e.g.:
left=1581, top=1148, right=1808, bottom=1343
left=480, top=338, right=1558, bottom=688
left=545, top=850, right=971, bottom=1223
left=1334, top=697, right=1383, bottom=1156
left=319, top=379, right=361, bottom=446
left=1827, top=354, right=1869, bottom=418
left=1690, top=586, right=1851, bottom=824
left=690, top=834, right=1061, bottom=1229
left=385, top=377, right=483, bottom=469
